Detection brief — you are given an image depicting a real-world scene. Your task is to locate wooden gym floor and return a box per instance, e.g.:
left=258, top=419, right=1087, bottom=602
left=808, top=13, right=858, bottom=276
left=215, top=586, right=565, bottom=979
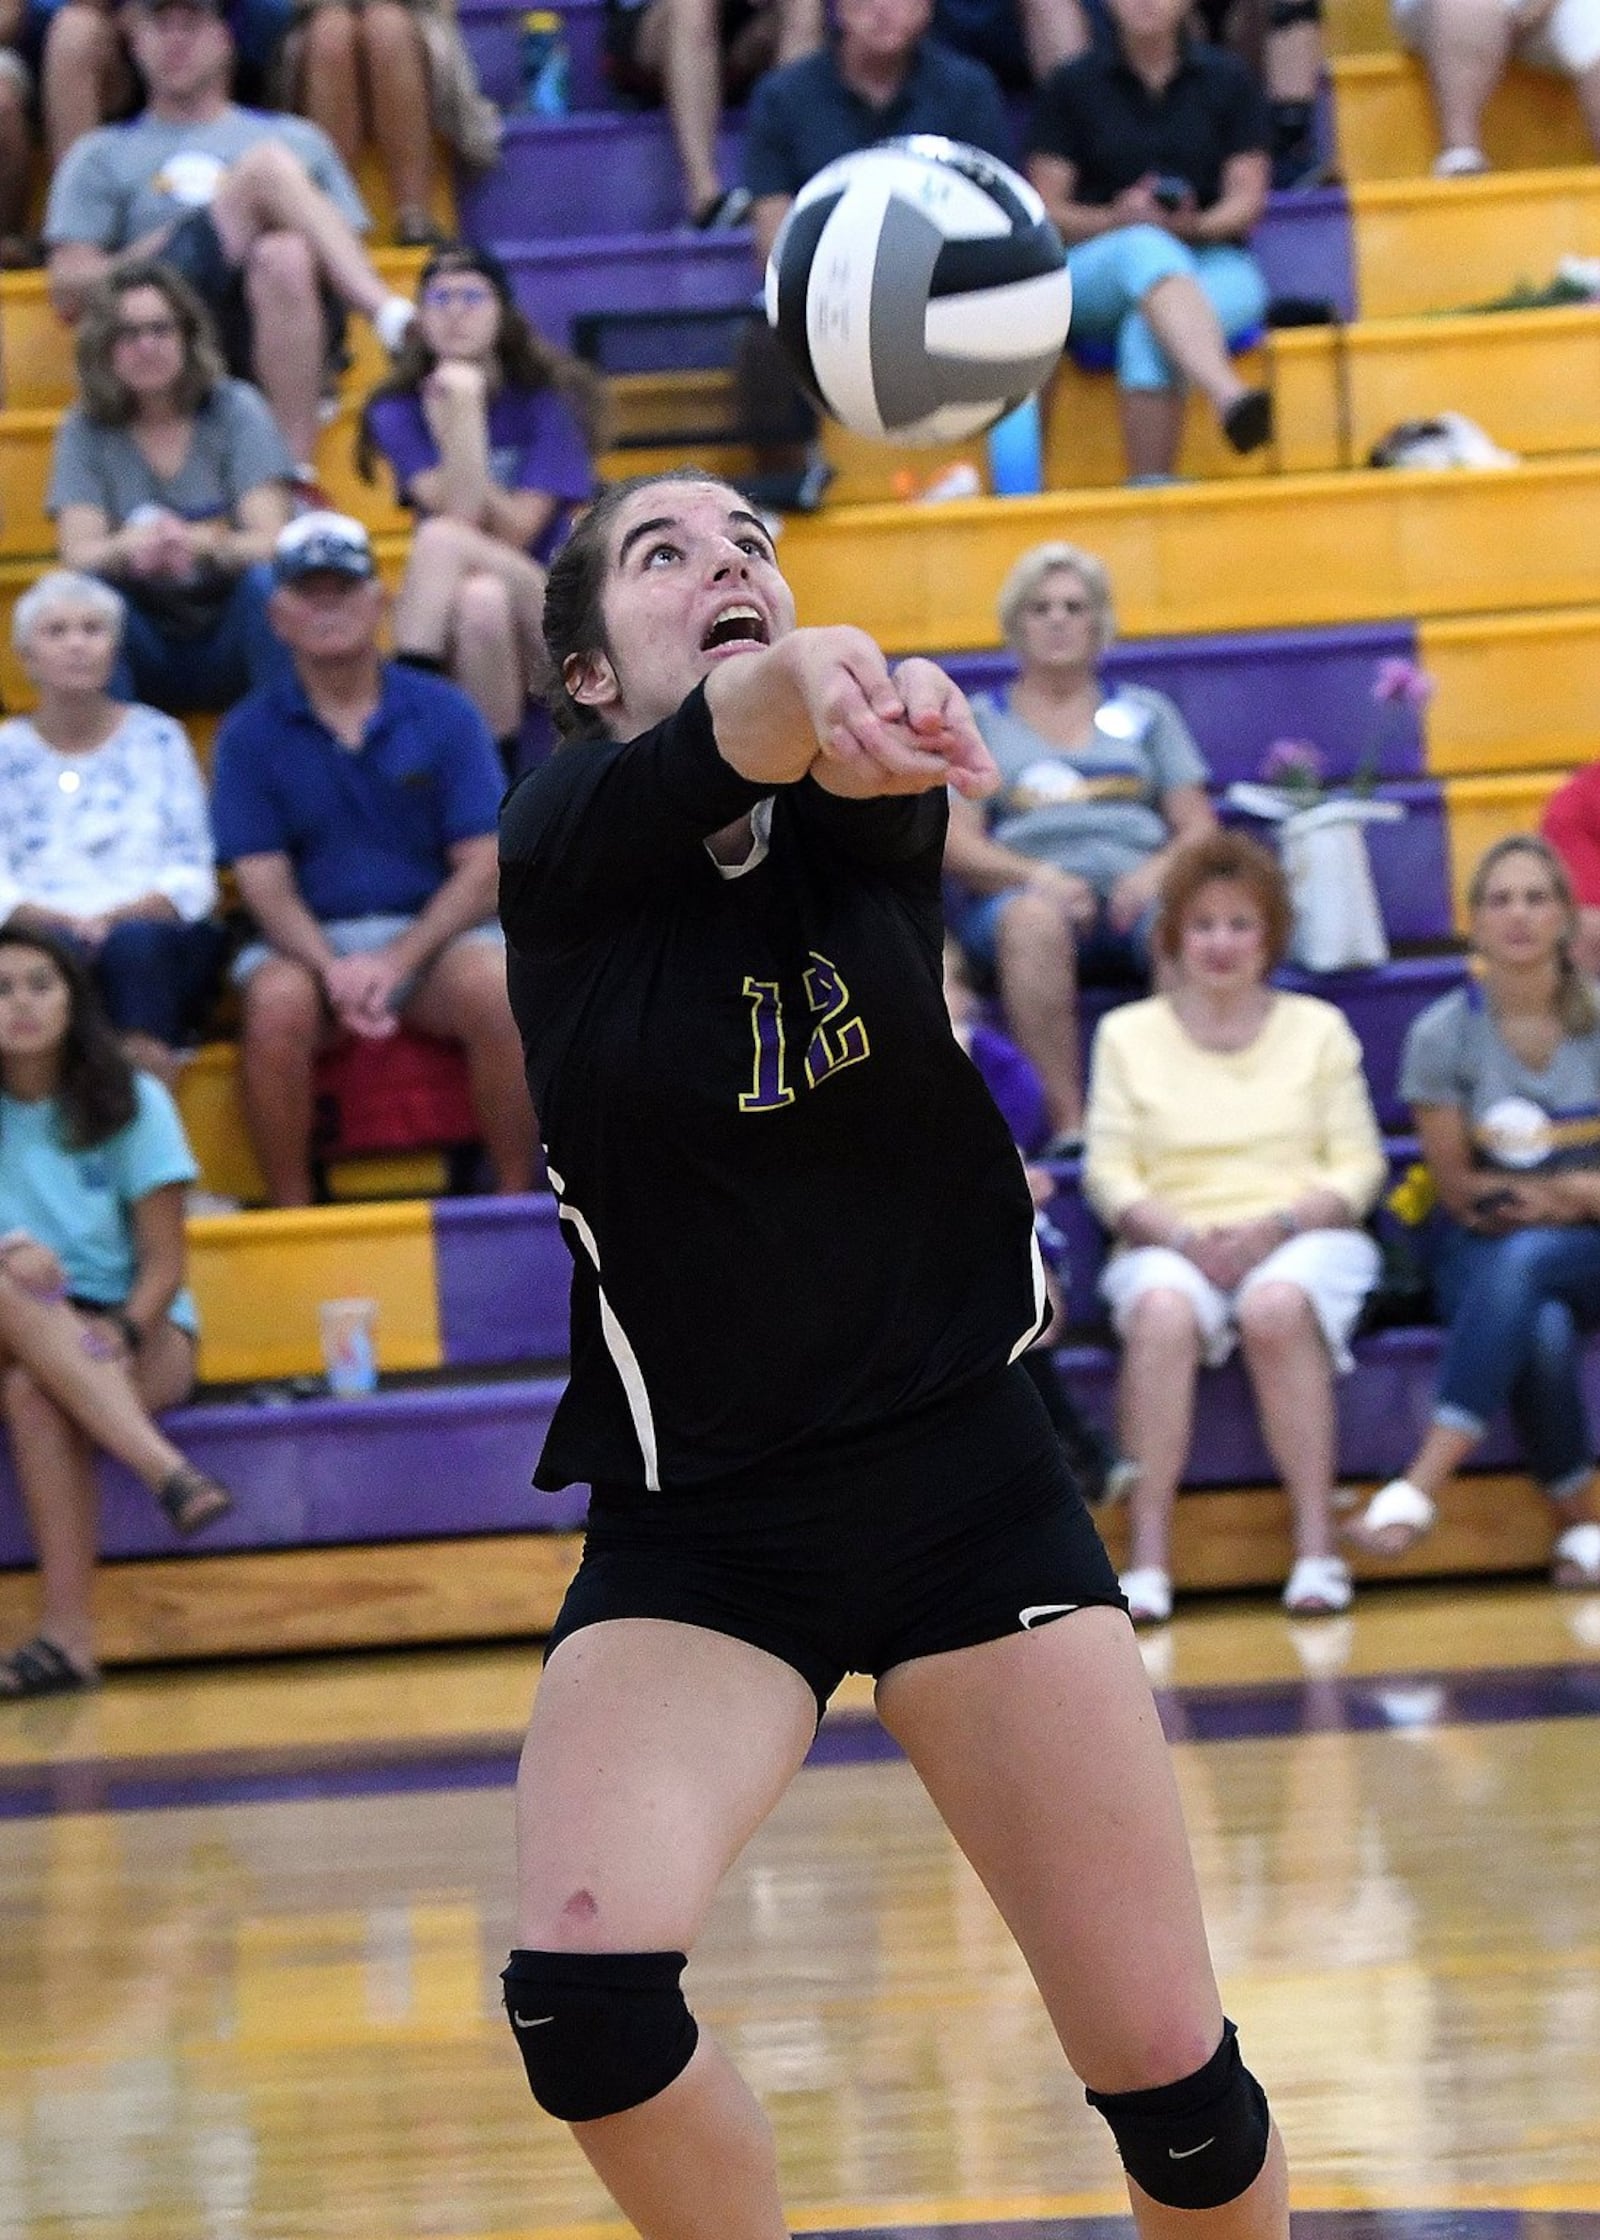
left=3, top=1579, right=1599, bottom=2238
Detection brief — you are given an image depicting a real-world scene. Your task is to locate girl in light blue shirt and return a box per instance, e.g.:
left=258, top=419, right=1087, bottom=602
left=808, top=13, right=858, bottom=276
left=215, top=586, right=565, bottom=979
left=0, top=926, right=232, bottom=1698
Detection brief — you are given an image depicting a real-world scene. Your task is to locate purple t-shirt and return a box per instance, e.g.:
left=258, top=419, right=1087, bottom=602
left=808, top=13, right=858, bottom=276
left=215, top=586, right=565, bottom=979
left=363, top=384, right=593, bottom=564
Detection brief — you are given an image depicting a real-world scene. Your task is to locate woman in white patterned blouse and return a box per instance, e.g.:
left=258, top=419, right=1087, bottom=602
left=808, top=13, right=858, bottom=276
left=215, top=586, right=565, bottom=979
left=0, top=572, right=227, bottom=1084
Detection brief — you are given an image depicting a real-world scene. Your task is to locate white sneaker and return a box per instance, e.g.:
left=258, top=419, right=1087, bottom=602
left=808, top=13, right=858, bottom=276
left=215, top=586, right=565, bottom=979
left=1433, top=145, right=1489, bottom=177
left=1119, top=1565, right=1173, bottom=1626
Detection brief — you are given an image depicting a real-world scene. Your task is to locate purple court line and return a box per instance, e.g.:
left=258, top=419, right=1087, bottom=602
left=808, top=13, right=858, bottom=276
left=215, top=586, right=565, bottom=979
left=800, top=2218, right=1600, bottom=2240
left=2, top=1662, right=1598, bottom=1820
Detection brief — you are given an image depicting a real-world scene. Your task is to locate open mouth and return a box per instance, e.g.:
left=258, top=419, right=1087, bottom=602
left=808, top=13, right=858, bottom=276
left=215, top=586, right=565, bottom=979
left=700, top=604, right=769, bottom=652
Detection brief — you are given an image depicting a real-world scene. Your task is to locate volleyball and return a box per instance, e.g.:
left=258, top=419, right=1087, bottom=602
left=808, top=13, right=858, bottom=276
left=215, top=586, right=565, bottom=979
left=764, top=136, right=1072, bottom=448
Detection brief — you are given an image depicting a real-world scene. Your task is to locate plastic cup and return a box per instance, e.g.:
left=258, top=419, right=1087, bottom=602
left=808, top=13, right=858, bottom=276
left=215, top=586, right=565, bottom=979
left=318, top=1298, right=379, bottom=1398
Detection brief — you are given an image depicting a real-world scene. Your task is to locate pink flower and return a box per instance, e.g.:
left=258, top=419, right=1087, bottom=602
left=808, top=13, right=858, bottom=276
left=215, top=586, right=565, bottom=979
left=1262, top=738, right=1325, bottom=787
left=1373, top=657, right=1436, bottom=712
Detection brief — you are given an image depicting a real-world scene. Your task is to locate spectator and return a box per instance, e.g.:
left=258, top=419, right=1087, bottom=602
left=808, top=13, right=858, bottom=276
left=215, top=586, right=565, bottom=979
left=49, top=264, right=294, bottom=714
left=744, top=0, right=1012, bottom=264
left=945, top=934, right=1135, bottom=1507
left=27, top=0, right=288, bottom=174
left=1083, top=832, right=1386, bottom=1625
left=1540, top=760, right=1600, bottom=975
left=1192, top=0, right=1329, bottom=190
left=0, top=573, right=227, bottom=1086
left=273, top=0, right=441, bottom=246
left=932, top=0, right=1089, bottom=87
left=361, top=246, right=604, bottom=766
left=210, top=512, right=540, bottom=1207
left=0, top=925, right=232, bottom=1698
left=943, top=541, right=1215, bottom=1153
left=1347, top=836, right=1600, bottom=1592
left=739, top=0, right=1012, bottom=506
left=1026, top=0, right=1274, bottom=482
left=44, top=0, right=418, bottom=471
left=1391, top=0, right=1600, bottom=175
left=606, top=0, right=824, bottom=228
left=0, top=6, right=33, bottom=265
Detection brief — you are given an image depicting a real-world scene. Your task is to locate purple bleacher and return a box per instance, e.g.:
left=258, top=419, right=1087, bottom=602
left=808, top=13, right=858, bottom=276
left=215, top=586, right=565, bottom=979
left=944, top=621, right=1426, bottom=789
left=461, top=0, right=610, bottom=111
left=0, top=1379, right=585, bottom=1568
left=435, top=1195, right=571, bottom=1364
left=502, top=233, right=758, bottom=353
left=1251, top=186, right=1355, bottom=321
left=461, top=113, right=746, bottom=241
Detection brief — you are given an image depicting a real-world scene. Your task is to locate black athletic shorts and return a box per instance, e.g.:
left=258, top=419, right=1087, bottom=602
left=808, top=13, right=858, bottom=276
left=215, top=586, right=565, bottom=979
left=545, top=1362, right=1128, bottom=1718
left=159, top=206, right=347, bottom=386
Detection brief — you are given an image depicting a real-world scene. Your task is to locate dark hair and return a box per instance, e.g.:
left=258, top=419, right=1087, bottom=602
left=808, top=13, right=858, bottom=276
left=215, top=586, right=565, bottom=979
left=75, top=262, right=225, bottom=427
left=1468, top=833, right=1597, bottom=1036
left=1154, top=830, right=1294, bottom=972
left=541, top=467, right=742, bottom=740
left=357, top=243, right=610, bottom=478
left=0, top=926, right=139, bottom=1149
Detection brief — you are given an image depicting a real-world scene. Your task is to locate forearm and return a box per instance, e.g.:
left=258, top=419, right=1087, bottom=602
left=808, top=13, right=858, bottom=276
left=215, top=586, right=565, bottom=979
left=434, top=420, right=496, bottom=524
left=104, top=892, right=182, bottom=927
left=239, top=885, right=340, bottom=976
left=946, top=827, right=1041, bottom=893
left=1189, top=193, right=1263, bottom=245
left=386, top=866, right=497, bottom=975
left=121, top=1252, right=183, bottom=1334
left=1113, top=1195, right=1194, bottom=1247
left=1042, top=197, right=1125, bottom=245
left=703, top=634, right=845, bottom=787
left=1280, top=1187, right=1357, bottom=1231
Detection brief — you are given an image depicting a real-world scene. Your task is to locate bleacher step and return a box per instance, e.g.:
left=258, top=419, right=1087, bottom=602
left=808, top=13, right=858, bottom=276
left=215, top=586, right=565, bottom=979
left=1333, top=54, right=1591, bottom=182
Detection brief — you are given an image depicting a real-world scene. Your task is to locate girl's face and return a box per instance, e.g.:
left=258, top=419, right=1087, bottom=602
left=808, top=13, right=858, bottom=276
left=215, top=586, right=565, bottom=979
left=417, top=268, right=504, bottom=366
left=23, top=601, right=119, bottom=695
left=0, top=947, right=72, bottom=1068
left=1472, top=848, right=1570, bottom=972
left=1014, top=568, right=1098, bottom=676
left=109, top=284, right=186, bottom=405
left=573, top=481, right=797, bottom=737
left=1176, top=878, right=1270, bottom=994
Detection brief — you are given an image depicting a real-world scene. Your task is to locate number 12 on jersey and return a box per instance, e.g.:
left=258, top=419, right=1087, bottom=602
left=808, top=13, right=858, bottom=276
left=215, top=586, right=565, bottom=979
left=739, top=952, right=870, bottom=1112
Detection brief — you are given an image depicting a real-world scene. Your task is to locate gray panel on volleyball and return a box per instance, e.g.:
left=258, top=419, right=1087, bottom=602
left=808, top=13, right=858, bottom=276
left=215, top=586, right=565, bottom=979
left=867, top=196, right=1063, bottom=426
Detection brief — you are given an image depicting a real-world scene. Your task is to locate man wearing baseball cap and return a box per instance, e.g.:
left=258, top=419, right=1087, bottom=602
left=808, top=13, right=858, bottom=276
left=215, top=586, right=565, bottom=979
left=210, top=513, right=538, bottom=1204
left=44, top=0, right=416, bottom=470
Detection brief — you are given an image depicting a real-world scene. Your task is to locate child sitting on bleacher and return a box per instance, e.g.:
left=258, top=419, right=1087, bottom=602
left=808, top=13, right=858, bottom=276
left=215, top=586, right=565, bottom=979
left=0, top=924, right=231, bottom=1700
left=360, top=245, right=604, bottom=770
left=0, top=570, right=228, bottom=1086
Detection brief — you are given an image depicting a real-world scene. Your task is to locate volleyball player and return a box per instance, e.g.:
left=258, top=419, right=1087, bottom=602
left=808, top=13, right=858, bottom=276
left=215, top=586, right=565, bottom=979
left=496, top=469, right=1291, bottom=2240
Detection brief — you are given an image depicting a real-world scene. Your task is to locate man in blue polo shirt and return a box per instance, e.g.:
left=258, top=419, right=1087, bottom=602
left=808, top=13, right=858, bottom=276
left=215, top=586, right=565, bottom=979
left=210, top=512, right=538, bottom=1206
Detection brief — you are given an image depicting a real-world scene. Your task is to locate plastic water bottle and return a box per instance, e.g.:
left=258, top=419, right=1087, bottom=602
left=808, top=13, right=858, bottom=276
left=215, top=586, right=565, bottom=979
left=520, top=9, right=569, bottom=114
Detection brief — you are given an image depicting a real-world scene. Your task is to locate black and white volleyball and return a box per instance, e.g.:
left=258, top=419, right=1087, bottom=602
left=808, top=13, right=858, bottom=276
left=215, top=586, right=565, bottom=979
left=764, top=136, right=1072, bottom=447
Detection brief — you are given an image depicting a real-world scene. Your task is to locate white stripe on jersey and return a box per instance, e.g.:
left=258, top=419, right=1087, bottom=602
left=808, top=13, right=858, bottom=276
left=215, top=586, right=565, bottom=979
left=547, top=1165, right=662, bottom=1492
left=1006, top=1225, right=1051, bottom=1365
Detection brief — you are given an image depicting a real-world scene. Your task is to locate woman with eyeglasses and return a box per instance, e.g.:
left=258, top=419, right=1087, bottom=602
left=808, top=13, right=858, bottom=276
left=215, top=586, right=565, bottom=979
left=361, top=246, right=607, bottom=769
left=48, top=263, right=295, bottom=715
left=943, top=540, right=1217, bottom=1155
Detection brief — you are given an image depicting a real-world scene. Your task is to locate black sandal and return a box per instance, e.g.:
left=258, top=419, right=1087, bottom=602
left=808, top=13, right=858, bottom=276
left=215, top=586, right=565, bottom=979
left=158, top=1464, right=234, bottom=1537
left=0, top=1636, right=98, bottom=1698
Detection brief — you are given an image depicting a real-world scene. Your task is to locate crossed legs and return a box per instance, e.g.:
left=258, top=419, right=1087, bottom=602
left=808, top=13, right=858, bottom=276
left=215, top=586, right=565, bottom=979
left=392, top=516, right=550, bottom=742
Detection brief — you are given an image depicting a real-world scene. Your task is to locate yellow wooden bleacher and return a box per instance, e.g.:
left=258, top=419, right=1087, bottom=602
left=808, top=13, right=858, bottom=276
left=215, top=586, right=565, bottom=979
left=1332, top=55, right=1592, bottom=181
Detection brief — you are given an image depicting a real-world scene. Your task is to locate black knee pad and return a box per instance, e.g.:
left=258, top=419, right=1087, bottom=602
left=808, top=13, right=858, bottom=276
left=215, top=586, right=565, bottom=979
left=501, top=1949, right=699, bottom=2123
left=1086, top=2020, right=1271, bottom=2210
left=1268, top=0, right=1323, bottom=26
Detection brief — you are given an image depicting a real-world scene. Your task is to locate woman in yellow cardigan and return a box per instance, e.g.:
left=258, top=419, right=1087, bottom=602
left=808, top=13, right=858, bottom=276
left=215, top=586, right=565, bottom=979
left=1083, top=832, right=1387, bottom=1624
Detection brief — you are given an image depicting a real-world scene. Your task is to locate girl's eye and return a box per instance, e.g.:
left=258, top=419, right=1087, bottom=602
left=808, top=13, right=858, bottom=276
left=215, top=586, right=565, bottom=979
left=736, top=536, right=772, bottom=560
left=644, top=542, right=681, bottom=567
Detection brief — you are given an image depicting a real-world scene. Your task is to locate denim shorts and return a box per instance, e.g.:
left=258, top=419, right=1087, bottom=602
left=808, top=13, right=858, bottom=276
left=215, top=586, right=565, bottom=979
left=231, top=913, right=503, bottom=1010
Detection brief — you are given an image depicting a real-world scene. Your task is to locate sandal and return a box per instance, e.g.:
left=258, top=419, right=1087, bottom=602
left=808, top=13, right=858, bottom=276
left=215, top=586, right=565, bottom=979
left=158, top=1463, right=234, bottom=1537
left=1551, top=1520, right=1600, bottom=1590
left=1283, top=1553, right=1353, bottom=1616
left=0, top=1635, right=99, bottom=1698
left=1119, top=1564, right=1173, bottom=1627
left=1345, top=1477, right=1437, bottom=1559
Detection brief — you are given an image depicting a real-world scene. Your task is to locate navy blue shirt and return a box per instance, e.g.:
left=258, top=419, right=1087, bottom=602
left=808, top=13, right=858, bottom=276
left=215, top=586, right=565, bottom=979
left=211, top=663, right=504, bottom=921
left=1027, top=38, right=1269, bottom=214
left=742, top=38, right=1012, bottom=201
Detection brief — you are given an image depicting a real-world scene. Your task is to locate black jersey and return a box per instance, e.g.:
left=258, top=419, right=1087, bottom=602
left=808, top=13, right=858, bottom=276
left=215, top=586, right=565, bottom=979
left=499, top=684, right=1046, bottom=1491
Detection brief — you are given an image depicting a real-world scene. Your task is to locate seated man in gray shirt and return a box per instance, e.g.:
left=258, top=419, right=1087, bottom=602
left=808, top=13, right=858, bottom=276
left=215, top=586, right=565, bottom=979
left=44, top=0, right=417, bottom=472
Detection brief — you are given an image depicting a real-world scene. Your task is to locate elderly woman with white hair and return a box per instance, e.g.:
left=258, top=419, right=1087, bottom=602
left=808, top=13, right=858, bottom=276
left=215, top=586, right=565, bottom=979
left=943, top=541, right=1216, bottom=1153
left=0, top=571, right=226, bottom=1085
